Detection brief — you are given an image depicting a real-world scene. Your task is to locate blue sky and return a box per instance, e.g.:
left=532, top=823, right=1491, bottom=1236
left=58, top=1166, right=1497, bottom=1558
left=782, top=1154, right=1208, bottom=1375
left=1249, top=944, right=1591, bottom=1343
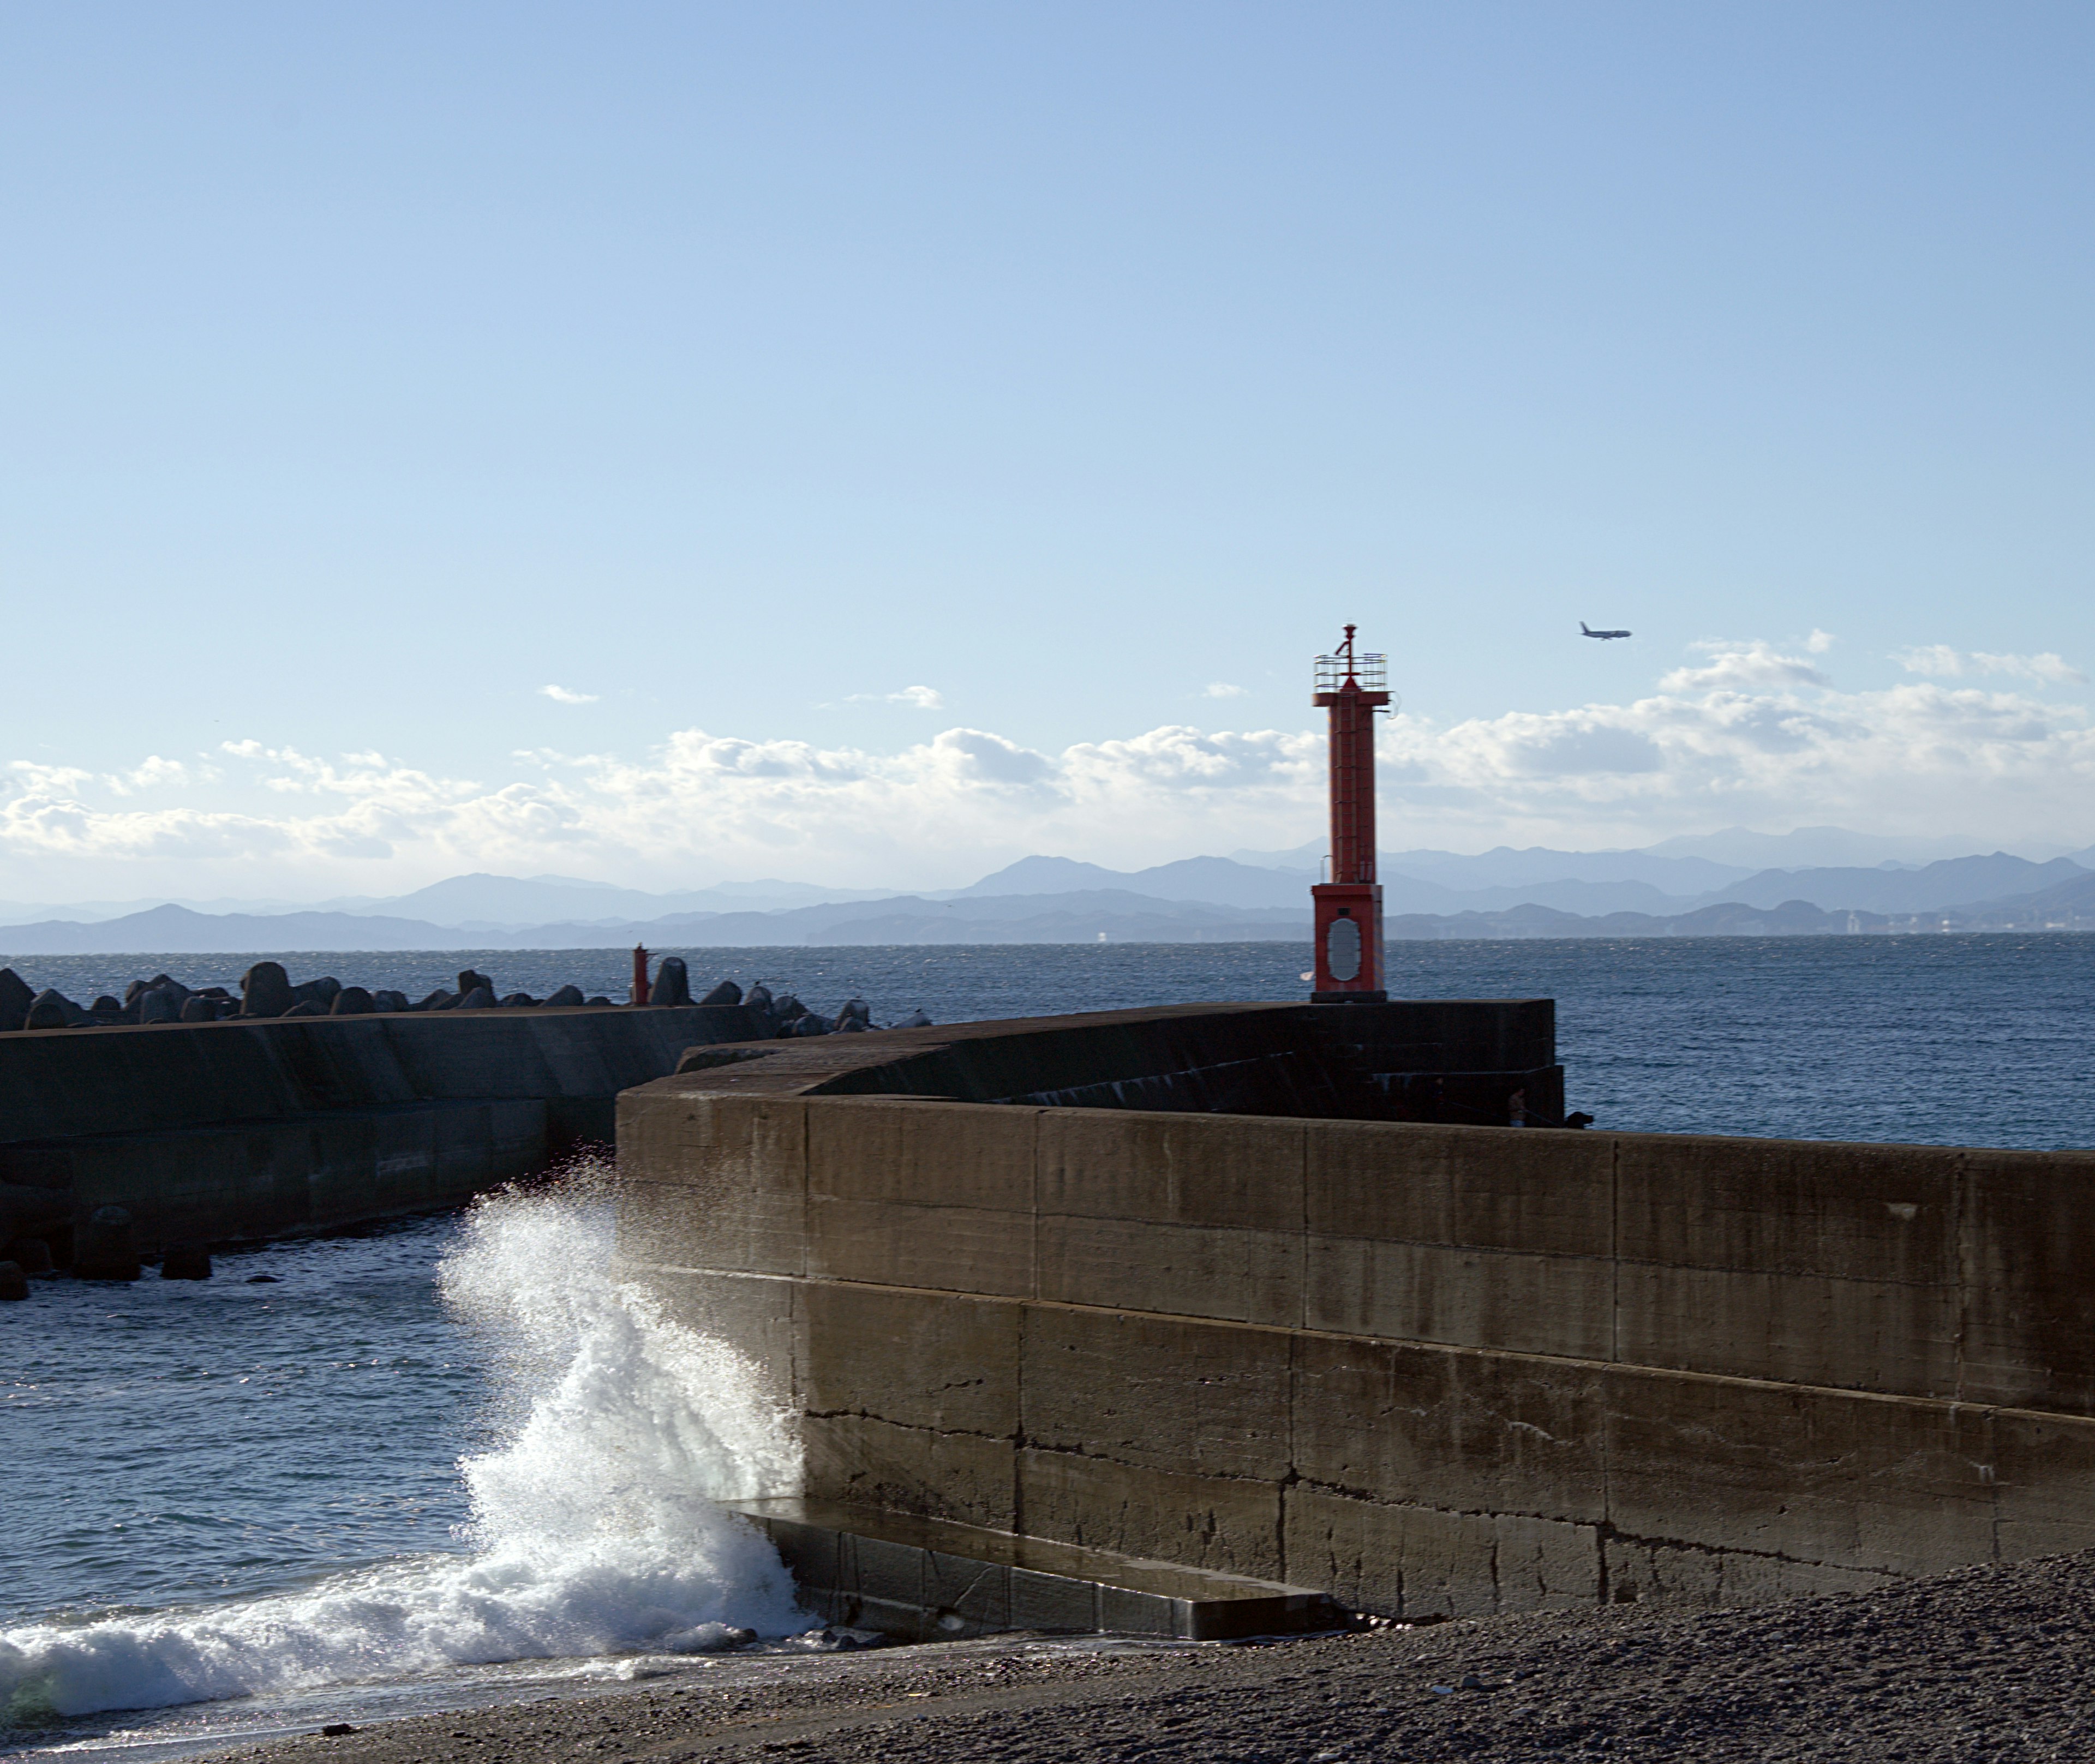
left=4, top=2, right=2092, bottom=896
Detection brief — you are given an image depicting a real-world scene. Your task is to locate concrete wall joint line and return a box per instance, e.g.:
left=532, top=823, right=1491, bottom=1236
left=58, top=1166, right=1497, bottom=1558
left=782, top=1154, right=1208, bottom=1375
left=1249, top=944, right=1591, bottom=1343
left=1953, top=1148, right=1972, bottom=1412
left=1593, top=1520, right=1917, bottom=1578
left=1028, top=1105, right=1041, bottom=1304
left=803, top=1409, right=1009, bottom=1443
left=1605, top=1130, right=1619, bottom=1599
left=1289, top=1476, right=1576, bottom=1529
left=1605, top=1255, right=1960, bottom=1290
left=614, top=1262, right=800, bottom=1285
left=746, top=1271, right=2095, bottom=1430
left=1013, top=1298, right=1031, bottom=1539
left=986, top=1052, right=1313, bottom=1107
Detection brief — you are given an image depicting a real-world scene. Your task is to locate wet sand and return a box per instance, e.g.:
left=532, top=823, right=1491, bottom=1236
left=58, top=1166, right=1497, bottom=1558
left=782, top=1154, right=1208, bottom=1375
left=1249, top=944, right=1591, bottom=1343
left=211, top=1548, right=2095, bottom=1762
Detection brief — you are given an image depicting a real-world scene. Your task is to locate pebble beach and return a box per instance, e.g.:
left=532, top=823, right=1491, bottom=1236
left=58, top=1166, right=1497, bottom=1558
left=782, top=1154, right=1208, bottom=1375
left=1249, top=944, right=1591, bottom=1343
left=213, top=1548, right=2095, bottom=1764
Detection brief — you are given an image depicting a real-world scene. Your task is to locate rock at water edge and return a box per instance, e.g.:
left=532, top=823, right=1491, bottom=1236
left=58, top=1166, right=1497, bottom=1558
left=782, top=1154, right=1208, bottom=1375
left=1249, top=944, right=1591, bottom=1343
left=75, top=1205, right=141, bottom=1282
left=160, top=1244, right=213, bottom=1280
left=3, top=1237, right=55, bottom=1276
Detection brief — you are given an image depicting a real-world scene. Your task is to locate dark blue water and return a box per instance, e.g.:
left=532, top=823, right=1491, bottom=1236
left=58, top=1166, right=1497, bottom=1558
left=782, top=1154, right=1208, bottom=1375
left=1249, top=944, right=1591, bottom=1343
left=7, top=934, right=2092, bottom=1146
left=3, top=936, right=2091, bottom=1756
left=1, top=1219, right=488, bottom=1631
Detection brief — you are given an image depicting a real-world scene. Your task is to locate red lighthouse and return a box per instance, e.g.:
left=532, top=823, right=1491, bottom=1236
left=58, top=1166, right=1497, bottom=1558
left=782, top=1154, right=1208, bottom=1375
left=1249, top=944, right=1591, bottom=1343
left=1311, top=625, right=1390, bottom=1002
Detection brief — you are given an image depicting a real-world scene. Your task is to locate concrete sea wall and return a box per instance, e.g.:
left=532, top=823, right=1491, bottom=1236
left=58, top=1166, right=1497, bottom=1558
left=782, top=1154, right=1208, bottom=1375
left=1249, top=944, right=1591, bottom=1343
left=0, top=1004, right=761, bottom=1259
left=616, top=1004, right=2095, bottom=1621
left=666, top=999, right=1563, bottom=1126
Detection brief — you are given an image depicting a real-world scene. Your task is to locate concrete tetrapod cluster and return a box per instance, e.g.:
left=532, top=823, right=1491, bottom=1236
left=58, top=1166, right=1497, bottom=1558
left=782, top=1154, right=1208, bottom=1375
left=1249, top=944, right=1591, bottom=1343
left=691, top=976, right=934, bottom=1038
left=0, top=961, right=625, bottom=1028
left=0, top=1201, right=212, bottom=1297
left=0, top=960, right=935, bottom=1031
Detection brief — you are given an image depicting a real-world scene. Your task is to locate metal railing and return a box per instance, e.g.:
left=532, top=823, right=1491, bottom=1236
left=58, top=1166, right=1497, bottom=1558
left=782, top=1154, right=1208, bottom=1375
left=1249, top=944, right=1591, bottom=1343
left=1314, top=650, right=1388, bottom=692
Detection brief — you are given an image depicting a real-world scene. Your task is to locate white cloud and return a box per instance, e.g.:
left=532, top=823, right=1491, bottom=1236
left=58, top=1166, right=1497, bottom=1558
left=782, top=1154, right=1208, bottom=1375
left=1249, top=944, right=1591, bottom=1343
left=1972, top=651, right=2088, bottom=685
left=1805, top=629, right=1836, bottom=654
left=1659, top=640, right=1830, bottom=694
left=103, top=756, right=210, bottom=797
left=8, top=761, right=93, bottom=797
left=1202, top=682, right=1249, bottom=699
left=1384, top=637, right=2095, bottom=846
left=1893, top=644, right=1964, bottom=677
left=1, top=637, right=2091, bottom=891
left=540, top=685, right=599, bottom=705
left=843, top=686, right=946, bottom=710
left=1894, top=646, right=2087, bottom=686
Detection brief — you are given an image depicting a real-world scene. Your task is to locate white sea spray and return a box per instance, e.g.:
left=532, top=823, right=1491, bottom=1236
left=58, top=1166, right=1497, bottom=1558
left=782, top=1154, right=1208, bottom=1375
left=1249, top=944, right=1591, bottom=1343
left=1, top=1177, right=805, bottom=1722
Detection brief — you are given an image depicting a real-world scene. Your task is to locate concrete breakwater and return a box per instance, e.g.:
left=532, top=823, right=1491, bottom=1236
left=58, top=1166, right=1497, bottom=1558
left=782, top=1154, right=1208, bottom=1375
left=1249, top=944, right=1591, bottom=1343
left=0, top=962, right=938, bottom=1292
left=0, top=1000, right=773, bottom=1284
left=615, top=1000, right=2095, bottom=1629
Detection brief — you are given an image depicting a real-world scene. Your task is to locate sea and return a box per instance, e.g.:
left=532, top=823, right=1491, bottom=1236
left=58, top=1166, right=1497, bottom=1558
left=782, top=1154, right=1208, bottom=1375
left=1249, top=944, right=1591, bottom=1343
left=4, top=935, right=2092, bottom=1759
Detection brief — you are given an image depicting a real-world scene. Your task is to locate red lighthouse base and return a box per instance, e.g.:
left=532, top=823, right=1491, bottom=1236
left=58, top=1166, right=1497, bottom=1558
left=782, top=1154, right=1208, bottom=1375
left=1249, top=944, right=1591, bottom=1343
left=1311, top=882, right=1386, bottom=1002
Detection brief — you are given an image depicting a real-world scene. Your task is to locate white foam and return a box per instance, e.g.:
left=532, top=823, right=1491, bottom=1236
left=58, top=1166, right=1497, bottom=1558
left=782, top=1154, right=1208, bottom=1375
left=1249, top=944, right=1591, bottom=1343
left=2, top=1178, right=806, bottom=1722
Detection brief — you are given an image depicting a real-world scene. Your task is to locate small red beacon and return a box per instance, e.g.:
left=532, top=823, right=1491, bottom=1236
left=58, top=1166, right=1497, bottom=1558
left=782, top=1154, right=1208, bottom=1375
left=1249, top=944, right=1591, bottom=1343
left=1310, top=625, right=1390, bottom=1003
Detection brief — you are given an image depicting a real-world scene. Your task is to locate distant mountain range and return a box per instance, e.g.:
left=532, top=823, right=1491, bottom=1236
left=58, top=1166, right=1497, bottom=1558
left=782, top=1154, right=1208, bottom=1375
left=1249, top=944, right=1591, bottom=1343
left=0, top=872, right=896, bottom=931
left=1, top=838, right=2092, bottom=953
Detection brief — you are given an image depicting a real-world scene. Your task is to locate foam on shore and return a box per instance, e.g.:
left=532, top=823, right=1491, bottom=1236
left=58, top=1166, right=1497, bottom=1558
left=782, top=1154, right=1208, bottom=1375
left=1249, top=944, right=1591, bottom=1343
left=1, top=1178, right=805, bottom=1723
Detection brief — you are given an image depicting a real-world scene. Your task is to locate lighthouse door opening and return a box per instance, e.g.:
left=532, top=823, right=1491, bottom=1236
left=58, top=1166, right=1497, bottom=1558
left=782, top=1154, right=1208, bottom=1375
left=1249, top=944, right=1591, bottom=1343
left=1326, top=915, right=1362, bottom=982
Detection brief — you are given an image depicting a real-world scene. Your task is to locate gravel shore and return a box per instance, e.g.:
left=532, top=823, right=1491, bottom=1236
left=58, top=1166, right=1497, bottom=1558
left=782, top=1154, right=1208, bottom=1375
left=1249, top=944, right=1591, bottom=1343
left=216, top=1549, right=2095, bottom=1763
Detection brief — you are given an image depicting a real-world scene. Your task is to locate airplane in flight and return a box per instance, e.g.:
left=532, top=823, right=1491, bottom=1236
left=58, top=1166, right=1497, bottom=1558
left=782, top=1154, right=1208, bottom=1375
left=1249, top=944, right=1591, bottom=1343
left=1580, top=621, right=1632, bottom=640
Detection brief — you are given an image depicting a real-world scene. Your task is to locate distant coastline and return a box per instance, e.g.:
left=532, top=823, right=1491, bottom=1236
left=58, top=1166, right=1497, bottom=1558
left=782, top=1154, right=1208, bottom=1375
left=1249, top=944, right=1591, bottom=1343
left=3, top=838, right=2092, bottom=953
left=2, top=889, right=2093, bottom=954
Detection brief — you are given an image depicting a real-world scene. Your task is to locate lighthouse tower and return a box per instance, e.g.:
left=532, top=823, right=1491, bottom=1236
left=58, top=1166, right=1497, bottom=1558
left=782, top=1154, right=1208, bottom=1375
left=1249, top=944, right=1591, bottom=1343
left=1311, top=625, right=1390, bottom=1002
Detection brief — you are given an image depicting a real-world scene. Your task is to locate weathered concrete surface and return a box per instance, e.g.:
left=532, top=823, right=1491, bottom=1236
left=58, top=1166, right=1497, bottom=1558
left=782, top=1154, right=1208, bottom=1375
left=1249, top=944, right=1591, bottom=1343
left=617, top=1013, right=2095, bottom=1623
left=0, top=1004, right=761, bottom=1142
left=668, top=999, right=1563, bottom=1127
left=0, top=1004, right=762, bottom=1257
left=728, top=1496, right=1345, bottom=1640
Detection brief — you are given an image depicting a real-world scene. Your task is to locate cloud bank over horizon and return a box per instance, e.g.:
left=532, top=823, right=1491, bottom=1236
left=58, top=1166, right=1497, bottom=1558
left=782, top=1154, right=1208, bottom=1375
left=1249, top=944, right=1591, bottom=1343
left=2, top=637, right=2090, bottom=900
